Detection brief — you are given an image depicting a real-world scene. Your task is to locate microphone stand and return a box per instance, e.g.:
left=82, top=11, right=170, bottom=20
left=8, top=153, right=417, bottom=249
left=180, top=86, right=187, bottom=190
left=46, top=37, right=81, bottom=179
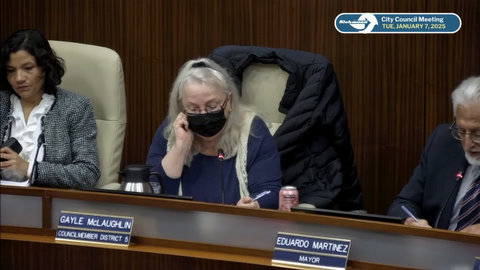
left=30, top=133, right=45, bottom=185
left=218, top=149, right=225, bottom=204
left=434, top=170, right=464, bottom=228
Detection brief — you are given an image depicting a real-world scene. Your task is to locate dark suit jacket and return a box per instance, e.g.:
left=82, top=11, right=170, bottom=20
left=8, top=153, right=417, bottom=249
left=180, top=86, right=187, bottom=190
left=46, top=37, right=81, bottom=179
left=388, top=124, right=468, bottom=229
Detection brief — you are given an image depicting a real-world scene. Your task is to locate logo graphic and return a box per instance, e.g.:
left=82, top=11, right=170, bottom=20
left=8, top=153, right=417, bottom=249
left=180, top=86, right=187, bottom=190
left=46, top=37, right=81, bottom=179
left=335, top=13, right=461, bottom=34
left=347, top=13, right=378, bottom=33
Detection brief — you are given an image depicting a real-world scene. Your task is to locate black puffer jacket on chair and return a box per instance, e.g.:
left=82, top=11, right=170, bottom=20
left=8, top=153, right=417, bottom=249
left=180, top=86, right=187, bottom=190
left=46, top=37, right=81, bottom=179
left=209, top=45, right=362, bottom=210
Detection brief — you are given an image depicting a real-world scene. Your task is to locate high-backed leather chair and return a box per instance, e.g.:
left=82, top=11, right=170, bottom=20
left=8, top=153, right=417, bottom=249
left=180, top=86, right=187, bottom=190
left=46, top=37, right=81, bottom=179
left=209, top=45, right=362, bottom=210
left=49, top=41, right=127, bottom=189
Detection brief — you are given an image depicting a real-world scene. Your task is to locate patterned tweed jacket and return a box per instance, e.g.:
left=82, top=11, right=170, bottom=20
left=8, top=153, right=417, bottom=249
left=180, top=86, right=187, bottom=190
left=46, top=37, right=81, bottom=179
left=0, top=88, right=100, bottom=188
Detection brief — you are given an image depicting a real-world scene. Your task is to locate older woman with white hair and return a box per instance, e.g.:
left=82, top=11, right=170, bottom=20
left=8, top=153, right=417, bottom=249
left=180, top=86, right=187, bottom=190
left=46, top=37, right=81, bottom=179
left=147, top=58, right=282, bottom=209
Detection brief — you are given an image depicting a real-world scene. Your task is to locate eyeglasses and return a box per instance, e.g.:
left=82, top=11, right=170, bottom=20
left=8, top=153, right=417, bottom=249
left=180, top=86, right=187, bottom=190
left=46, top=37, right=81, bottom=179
left=449, top=121, right=480, bottom=144
left=183, top=97, right=229, bottom=116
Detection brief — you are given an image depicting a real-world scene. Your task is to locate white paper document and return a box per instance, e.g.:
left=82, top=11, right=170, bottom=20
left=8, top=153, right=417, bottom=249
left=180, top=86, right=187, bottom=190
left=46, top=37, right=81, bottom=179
left=0, top=179, right=30, bottom=187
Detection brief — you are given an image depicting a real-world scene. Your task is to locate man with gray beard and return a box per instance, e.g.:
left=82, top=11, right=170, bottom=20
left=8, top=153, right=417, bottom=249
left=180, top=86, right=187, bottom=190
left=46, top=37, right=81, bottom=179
left=388, top=76, right=480, bottom=235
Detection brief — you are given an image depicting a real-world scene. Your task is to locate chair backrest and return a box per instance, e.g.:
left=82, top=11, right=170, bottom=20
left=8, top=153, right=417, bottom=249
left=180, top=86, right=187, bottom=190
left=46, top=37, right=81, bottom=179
left=49, top=40, right=127, bottom=188
left=241, top=63, right=288, bottom=134
left=209, top=45, right=362, bottom=210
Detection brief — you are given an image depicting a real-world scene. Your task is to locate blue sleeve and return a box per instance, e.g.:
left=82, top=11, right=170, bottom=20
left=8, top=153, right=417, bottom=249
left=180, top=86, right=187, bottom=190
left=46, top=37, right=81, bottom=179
left=246, top=117, right=282, bottom=209
left=146, top=119, right=180, bottom=194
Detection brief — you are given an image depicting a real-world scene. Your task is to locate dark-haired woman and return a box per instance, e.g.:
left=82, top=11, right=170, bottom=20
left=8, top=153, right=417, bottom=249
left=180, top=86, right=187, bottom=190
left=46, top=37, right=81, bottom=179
left=0, top=29, right=100, bottom=188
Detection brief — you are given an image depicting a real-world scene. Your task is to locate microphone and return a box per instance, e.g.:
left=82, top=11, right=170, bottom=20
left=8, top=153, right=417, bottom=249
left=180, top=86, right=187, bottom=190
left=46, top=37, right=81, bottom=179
left=30, top=133, right=45, bottom=185
left=218, top=149, right=225, bottom=204
left=434, top=169, right=464, bottom=228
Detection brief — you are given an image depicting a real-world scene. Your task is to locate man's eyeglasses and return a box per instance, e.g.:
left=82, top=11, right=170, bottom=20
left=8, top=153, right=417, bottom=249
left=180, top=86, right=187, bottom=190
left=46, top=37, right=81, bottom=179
left=449, top=121, right=480, bottom=144
left=184, top=97, right=229, bottom=116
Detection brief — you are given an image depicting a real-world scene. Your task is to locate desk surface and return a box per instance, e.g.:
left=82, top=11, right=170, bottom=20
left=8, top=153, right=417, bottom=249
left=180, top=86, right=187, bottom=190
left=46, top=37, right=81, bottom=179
left=1, top=186, right=479, bottom=269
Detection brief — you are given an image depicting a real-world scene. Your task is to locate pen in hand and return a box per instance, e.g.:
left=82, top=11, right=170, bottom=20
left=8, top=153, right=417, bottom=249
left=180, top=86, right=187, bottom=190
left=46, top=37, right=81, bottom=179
left=252, top=190, right=271, bottom=202
left=401, top=205, right=420, bottom=223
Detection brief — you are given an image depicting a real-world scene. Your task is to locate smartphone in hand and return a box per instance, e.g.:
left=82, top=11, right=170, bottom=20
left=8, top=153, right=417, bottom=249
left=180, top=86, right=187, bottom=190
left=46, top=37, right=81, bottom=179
left=0, top=137, right=22, bottom=162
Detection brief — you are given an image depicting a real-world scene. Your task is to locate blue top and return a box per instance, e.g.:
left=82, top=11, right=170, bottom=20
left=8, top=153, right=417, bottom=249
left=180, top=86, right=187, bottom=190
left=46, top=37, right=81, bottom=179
left=146, top=116, right=282, bottom=209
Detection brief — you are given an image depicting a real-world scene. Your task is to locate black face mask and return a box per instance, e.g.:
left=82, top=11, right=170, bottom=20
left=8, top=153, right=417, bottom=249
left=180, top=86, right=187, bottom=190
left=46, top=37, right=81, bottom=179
left=187, top=109, right=227, bottom=137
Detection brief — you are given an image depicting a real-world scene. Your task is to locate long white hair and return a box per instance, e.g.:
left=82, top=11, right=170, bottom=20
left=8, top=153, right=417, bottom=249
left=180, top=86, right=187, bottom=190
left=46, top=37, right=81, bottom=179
left=164, top=58, right=260, bottom=165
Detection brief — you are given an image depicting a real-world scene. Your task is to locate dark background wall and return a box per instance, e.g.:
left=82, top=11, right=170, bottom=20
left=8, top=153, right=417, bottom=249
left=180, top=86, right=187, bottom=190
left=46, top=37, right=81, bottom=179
left=1, top=0, right=479, bottom=214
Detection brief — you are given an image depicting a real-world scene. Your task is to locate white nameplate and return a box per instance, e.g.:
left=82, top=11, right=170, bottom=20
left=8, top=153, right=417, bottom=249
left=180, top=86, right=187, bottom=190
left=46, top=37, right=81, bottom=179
left=55, top=211, right=134, bottom=246
left=271, top=232, right=351, bottom=270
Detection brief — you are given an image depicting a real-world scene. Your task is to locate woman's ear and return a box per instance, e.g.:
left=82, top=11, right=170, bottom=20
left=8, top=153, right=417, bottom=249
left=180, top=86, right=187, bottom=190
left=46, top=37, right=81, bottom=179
left=224, top=94, right=233, bottom=117
left=227, top=93, right=233, bottom=110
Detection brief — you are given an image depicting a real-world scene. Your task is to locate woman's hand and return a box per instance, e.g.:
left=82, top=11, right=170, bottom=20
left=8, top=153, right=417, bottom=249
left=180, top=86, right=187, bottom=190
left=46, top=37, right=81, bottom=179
left=237, top=196, right=260, bottom=208
left=160, top=113, right=194, bottom=179
left=0, top=147, right=29, bottom=177
left=173, top=112, right=193, bottom=150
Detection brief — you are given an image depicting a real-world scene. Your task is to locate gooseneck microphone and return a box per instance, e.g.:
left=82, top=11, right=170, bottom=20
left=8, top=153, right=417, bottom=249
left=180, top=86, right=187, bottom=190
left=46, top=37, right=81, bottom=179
left=434, top=170, right=464, bottom=228
left=30, top=133, right=45, bottom=185
left=218, top=149, right=225, bottom=204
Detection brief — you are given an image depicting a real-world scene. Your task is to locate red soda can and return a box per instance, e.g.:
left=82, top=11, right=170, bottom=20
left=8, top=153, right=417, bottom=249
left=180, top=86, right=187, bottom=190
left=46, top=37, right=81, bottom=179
left=279, top=186, right=299, bottom=211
